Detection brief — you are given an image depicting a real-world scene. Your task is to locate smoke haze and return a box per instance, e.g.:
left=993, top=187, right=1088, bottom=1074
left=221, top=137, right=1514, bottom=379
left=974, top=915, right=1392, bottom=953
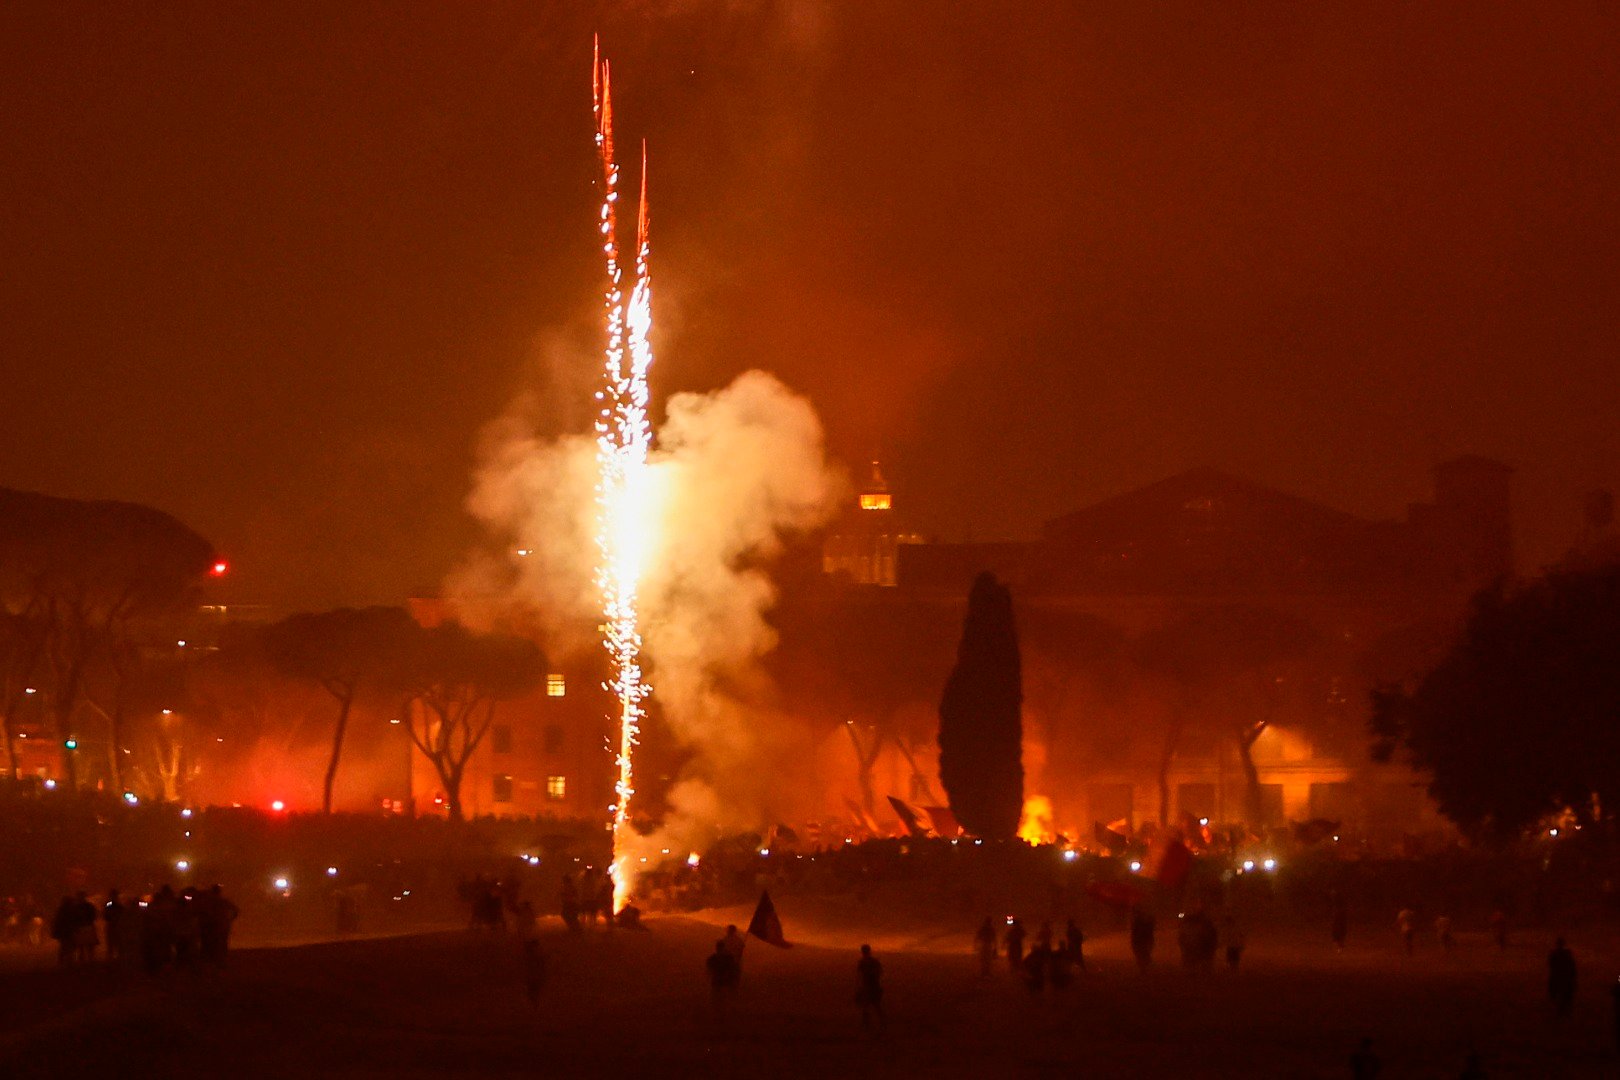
left=461, top=367, right=844, bottom=857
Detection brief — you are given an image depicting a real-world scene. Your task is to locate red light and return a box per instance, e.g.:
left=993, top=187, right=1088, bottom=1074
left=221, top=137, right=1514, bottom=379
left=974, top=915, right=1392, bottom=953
left=210, top=560, right=229, bottom=577
left=270, top=799, right=286, bottom=812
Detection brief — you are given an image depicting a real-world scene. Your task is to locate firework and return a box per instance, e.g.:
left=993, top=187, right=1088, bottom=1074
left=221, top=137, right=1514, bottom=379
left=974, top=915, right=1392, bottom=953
left=592, top=38, right=654, bottom=911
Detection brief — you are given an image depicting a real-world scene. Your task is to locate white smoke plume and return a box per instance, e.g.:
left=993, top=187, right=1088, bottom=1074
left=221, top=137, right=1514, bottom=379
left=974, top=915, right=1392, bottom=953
left=460, top=368, right=844, bottom=861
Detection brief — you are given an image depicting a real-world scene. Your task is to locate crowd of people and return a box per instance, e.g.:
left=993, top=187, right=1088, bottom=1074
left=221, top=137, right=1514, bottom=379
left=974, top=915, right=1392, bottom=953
left=975, top=914, right=1088, bottom=990
left=48, top=884, right=239, bottom=973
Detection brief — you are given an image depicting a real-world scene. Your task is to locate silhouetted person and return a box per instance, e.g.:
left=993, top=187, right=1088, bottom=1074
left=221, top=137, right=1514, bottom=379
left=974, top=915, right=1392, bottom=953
left=1005, top=918, right=1025, bottom=973
left=143, top=886, right=178, bottom=975
left=68, top=892, right=97, bottom=963
left=1331, top=892, right=1349, bottom=951
left=560, top=874, right=580, bottom=932
left=1350, top=1037, right=1381, bottom=1078
left=580, top=868, right=600, bottom=927
left=1064, top=918, right=1086, bottom=972
left=1548, top=937, right=1577, bottom=1017
left=1397, top=907, right=1417, bottom=955
left=1023, top=941, right=1050, bottom=992
left=514, top=901, right=545, bottom=1004
left=721, top=923, right=746, bottom=982
left=1048, top=939, right=1073, bottom=989
left=199, top=885, right=238, bottom=965
left=974, top=917, right=997, bottom=977
left=616, top=900, right=644, bottom=930
left=1435, top=914, right=1454, bottom=953
left=1130, top=907, right=1155, bottom=971
left=856, top=944, right=884, bottom=1031
left=50, top=897, right=75, bottom=966
left=1221, top=913, right=1246, bottom=971
left=596, top=876, right=615, bottom=931
left=102, top=890, right=125, bottom=961
left=706, top=940, right=739, bottom=1009
left=1179, top=910, right=1216, bottom=971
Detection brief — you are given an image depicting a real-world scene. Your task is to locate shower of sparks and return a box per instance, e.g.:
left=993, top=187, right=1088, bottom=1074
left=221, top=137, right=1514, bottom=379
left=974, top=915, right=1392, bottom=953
left=593, top=38, right=654, bottom=912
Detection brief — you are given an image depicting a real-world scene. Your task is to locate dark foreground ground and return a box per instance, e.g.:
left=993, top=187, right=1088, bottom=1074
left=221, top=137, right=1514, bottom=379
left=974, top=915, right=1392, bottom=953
left=1, top=909, right=1616, bottom=1079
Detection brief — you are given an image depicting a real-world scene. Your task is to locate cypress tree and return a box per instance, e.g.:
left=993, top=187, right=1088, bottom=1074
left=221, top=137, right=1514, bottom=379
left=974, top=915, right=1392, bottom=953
left=937, top=572, right=1023, bottom=838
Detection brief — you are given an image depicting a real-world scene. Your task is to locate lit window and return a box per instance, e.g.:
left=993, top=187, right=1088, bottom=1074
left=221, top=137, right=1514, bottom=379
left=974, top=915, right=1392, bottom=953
left=546, top=775, right=567, bottom=800
left=494, top=774, right=514, bottom=803
left=859, top=493, right=892, bottom=511
left=546, top=673, right=566, bottom=697
left=491, top=725, right=512, bottom=755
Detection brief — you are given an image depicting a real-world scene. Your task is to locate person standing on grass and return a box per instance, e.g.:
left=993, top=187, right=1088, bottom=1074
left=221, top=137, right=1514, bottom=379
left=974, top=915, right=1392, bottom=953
left=856, top=944, right=885, bottom=1032
left=1548, top=937, right=1577, bottom=1017
left=721, top=923, right=746, bottom=982
left=1396, top=907, right=1417, bottom=955
left=1221, top=913, right=1246, bottom=971
left=706, top=940, right=740, bottom=1010
left=1004, top=918, right=1026, bottom=973
left=1130, top=906, right=1155, bottom=971
left=1064, top=918, right=1086, bottom=973
left=102, top=890, right=125, bottom=961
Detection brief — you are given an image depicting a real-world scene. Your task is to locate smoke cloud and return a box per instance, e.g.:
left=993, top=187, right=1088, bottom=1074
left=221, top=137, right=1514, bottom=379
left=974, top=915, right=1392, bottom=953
left=461, top=367, right=844, bottom=861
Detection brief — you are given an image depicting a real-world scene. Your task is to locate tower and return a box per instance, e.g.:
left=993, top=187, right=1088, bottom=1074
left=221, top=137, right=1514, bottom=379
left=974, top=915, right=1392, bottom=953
left=823, top=461, right=908, bottom=586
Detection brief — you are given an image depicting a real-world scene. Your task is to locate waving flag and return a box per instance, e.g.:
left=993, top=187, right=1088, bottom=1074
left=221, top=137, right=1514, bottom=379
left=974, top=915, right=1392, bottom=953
left=747, top=890, right=791, bottom=948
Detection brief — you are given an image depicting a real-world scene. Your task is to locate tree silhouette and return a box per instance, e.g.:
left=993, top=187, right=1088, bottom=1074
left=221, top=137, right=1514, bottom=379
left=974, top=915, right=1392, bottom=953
left=1372, top=565, right=1620, bottom=840
left=937, top=572, right=1023, bottom=839
left=263, top=606, right=415, bottom=814
left=398, top=622, right=543, bottom=822
left=0, top=489, right=216, bottom=790
left=1135, top=605, right=1320, bottom=826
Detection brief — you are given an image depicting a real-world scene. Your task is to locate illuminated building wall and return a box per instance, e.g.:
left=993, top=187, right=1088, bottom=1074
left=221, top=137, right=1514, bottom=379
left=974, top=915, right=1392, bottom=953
left=405, top=598, right=613, bottom=820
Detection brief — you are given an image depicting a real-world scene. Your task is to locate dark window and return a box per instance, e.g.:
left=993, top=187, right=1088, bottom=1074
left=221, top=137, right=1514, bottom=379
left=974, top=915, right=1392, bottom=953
left=1177, top=783, right=1216, bottom=821
left=544, top=724, right=564, bottom=754
left=493, top=774, right=514, bottom=803
left=491, top=725, right=512, bottom=755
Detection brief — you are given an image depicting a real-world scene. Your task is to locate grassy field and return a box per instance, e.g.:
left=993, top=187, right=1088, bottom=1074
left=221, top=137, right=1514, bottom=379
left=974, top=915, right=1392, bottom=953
left=1, top=906, right=1616, bottom=1078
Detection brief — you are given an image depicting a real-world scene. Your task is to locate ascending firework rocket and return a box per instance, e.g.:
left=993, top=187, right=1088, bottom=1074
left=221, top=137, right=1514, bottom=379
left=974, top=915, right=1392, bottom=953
left=591, top=37, right=654, bottom=912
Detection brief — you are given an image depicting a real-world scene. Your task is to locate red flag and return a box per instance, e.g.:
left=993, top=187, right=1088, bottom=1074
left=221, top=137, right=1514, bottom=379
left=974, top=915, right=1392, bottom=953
left=1144, top=836, right=1192, bottom=890
left=887, top=796, right=924, bottom=837
left=921, top=805, right=962, bottom=839
left=747, top=890, right=791, bottom=948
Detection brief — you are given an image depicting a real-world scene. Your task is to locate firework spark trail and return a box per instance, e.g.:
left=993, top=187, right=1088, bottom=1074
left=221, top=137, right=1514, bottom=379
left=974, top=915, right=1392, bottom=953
left=593, top=38, right=654, bottom=911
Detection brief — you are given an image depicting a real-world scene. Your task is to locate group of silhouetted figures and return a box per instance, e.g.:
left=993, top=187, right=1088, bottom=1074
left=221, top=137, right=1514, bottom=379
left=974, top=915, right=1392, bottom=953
left=559, top=868, right=619, bottom=931
left=975, top=915, right=1089, bottom=990
left=704, top=924, right=886, bottom=1031
left=50, top=885, right=238, bottom=974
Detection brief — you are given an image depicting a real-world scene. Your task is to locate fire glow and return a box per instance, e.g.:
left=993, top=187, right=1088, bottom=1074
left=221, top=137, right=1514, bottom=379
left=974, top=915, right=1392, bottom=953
left=592, top=38, right=655, bottom=912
